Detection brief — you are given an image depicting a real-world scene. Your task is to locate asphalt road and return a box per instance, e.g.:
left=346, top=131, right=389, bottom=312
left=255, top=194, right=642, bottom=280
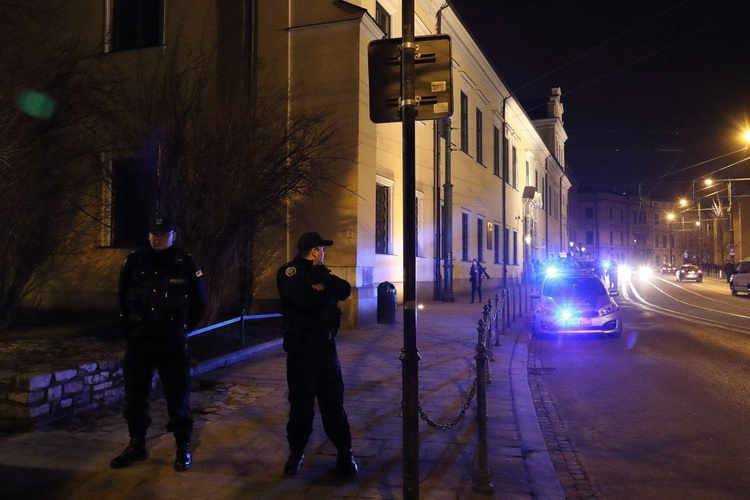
left=529, top=273, right=750, bottom=499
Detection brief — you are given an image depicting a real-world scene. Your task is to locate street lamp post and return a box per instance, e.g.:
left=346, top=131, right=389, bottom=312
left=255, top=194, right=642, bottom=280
left=728, top=180, right=734, bottom=264
left=667, top=212, right=675, bottom=265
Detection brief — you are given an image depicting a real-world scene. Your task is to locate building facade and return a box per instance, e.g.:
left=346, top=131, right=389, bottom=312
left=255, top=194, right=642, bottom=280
left=22, top=0, right=572, bottom=327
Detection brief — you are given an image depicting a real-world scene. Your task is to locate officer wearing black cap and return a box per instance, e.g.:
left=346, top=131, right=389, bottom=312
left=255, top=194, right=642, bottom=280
left=276, top=231, right=358, bottom=477
left=110, top=215, right=207, bottom=472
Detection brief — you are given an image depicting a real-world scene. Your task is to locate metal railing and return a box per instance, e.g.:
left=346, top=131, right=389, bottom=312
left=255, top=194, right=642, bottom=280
left=188, top=311, right=282, bottom=347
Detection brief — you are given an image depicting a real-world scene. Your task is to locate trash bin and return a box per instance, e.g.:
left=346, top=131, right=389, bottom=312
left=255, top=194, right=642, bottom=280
left=377, top=281, right=397, bottom=324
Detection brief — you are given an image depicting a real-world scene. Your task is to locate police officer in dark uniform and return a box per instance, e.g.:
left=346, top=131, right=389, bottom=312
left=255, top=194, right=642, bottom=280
left=110, top=215, right=207, bottom=472
left=276, top=231, right=358, bottom=477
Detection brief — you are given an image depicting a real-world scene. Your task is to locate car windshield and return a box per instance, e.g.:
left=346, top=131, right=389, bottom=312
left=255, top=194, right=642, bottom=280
left=542, top=276, right=606, bottom=299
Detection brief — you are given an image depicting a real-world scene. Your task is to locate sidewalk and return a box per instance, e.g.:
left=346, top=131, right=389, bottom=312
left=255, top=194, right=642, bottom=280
left=0, top=299, right=563, bottom=499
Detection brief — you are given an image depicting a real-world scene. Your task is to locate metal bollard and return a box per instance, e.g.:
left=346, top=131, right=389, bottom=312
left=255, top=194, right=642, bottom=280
left=503, top=287, right=510, bottom=328
left=483, top=302, right=494, bottom=368
left=473, top=319, right=494, bottom=494
left=494, top=293, right=502, bottom=344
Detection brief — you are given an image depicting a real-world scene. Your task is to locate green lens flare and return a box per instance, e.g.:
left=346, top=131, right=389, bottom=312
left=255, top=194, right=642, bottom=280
left=17, top=89, right=56, bottom=119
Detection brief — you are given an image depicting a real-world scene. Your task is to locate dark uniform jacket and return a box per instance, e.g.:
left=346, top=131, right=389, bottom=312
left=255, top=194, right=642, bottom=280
left=276, top=256, right=351, bottom=352
left=118, top=246, right=208, bottom=337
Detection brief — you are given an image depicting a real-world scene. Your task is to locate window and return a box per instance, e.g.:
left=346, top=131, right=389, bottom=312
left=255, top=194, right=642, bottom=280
left=376, top=181, right=392, bottom=254
left=585, top=207, right=594, bottom=219
left=493, top=127, right=500, bottom=176
left=502, top=135, right=509, bottom=181
left=511, top=146, right=517, bottom=189
left=504, top=227, right=510, bottom=264
left=477, top=218, right=484, bottom=262
left=415, top=193, right=424, bottom=257
left=462, top=212, right=469, bottom=261
left=494, top=224, right=500, bottom=264
left=475, top=108, right=483, bottom=165
left=460, top=92, right=469, bottom=154
left=110, top=0, right=163, bottom=52
left=110, top=157, right=152, bottom=247
left=586, top=231, right=594, bottom=245
left=525, top=160, right=530, bottom=187
left=375, top=2, right=391, bottom=37
left=513, top=230, right=518, bottom=265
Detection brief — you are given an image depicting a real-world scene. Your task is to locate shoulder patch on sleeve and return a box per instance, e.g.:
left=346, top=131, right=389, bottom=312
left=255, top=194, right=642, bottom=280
left=285, top=266, right=297, bottom=277
left=195, top=270, right=203, bottom=278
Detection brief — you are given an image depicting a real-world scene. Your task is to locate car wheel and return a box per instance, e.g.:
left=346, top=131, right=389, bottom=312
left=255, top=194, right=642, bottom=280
left=732, top=285, right=738, bottom=296
left=697, top=278, right=703, bottom=283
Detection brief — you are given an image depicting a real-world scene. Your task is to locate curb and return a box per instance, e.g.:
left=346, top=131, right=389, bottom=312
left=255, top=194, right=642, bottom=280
left=190, top=338, right=283, bottom=376
left=510, top=322, right=565, bottom=499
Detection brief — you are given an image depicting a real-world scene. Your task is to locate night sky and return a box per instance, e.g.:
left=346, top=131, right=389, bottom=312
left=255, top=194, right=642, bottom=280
left=448, top=0, right=750, bottom=199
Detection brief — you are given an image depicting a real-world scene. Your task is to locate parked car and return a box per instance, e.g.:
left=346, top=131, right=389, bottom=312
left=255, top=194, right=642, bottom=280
left=675, top=264, right=702, bottom=282
left=660, top=263, right=676, bottom=275
left=532, top=271, right=622, bottom=338
left=730, top=259, right=750, bottom=295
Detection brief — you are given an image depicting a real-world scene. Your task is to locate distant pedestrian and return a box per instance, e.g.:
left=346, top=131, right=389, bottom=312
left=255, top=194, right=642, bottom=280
left=469, top=259, right=490, bottom=303
left=276, top=231, right=358, bottom=477
left=110, top=215, right=207, bottom=472
left=724, top=259, right=735, bottom=283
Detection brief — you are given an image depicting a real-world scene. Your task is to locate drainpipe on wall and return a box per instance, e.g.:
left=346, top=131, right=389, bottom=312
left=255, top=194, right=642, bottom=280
left=442, top=117, right=454, bottom=302
left=433, top=4, right=448, bottom=300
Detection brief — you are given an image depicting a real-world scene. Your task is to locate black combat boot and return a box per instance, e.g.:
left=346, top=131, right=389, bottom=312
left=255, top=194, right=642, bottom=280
left=109, top=437, right=148, bottom=469
left=174, top=442, right=192, bottom=472
left=336, top=449, right=359, bottom=477
left=283, top=451, right=305, bottom=476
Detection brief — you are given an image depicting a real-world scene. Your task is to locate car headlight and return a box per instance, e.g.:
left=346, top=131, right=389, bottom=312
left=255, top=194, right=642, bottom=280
left=600, top=303, right=618, bottom=316
left=539, top=305, right=555, bottom=316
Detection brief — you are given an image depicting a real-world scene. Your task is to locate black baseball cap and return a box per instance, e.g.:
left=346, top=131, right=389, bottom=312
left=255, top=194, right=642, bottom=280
left=296, top=232, right=334, bottom=251
left=149, top=215, right=175, bottom=234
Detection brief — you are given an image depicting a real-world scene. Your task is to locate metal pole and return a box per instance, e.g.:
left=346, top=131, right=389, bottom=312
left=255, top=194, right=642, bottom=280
left=474, top=319, right=494, bottom=494
left=729, top=181, right=734, bottom=264
left=400, top=1, right=419, bottom=497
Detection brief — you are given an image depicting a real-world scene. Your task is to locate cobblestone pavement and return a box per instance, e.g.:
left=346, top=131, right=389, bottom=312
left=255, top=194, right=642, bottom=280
left=0, top=299, right=566, bottom=499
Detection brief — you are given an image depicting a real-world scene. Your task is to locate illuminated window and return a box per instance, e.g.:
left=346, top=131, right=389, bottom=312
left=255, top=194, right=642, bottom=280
left=110, top=157, right=152, bottom=247
left=110, top=0, right=163, bottom=52
left=376, top=181, right=392, bottom=254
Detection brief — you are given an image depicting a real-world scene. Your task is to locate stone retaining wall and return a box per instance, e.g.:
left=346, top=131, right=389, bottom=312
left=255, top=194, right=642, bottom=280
left=0, top=338, right=128, bottom=432
left=0, top=357, right=126, bottom=432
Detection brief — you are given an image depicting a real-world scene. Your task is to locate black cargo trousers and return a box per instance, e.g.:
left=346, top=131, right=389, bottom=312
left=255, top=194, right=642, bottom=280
left=285, top=341, right=352, bottom=454
left=122, top=324, right=193, bottom=444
